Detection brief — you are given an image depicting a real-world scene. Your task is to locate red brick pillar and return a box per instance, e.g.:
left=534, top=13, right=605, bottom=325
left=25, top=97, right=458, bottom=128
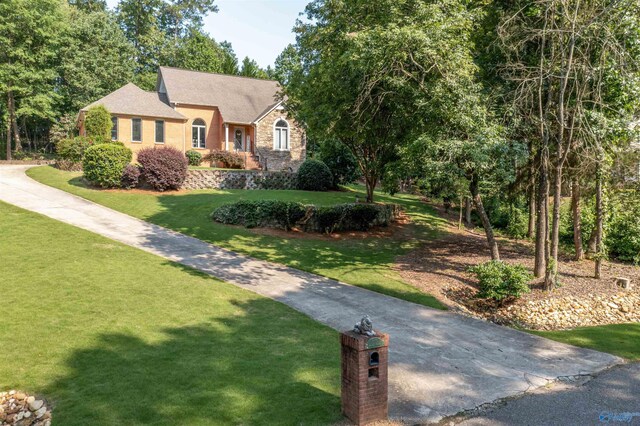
left=341, top=330, right=389, bottom=425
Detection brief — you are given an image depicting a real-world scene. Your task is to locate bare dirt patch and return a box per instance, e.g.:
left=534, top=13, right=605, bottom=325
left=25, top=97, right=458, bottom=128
left=395, top=204, right=640, bottom=330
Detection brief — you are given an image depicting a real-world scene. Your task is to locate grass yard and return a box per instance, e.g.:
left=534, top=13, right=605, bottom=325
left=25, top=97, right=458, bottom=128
left=0, top=201, right=341, bottom=425
left=531, top=324, right=640, bottom=360
left=28, top=166, right=446, bottom=309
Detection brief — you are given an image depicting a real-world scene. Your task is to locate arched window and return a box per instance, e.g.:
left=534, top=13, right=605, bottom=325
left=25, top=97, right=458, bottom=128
left=192, top=119, right=206, bottom=149
left=273, top=118, right=289, bottom=151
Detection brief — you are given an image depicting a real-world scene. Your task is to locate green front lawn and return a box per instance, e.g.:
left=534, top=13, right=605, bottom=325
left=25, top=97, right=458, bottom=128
left=531, top=324, right=640, bottom=360
left=0, top=201, right=341, bottom=425
left=27, top=166, right=446, bottom=309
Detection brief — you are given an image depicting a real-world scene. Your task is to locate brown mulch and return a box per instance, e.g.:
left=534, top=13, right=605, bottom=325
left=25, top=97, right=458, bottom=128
left=394, top=204, right=640, bottom=310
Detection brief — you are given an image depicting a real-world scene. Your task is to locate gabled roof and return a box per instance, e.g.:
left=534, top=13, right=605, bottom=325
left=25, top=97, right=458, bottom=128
left=158, top=67, right=282, bottom=124
left=82, top=83, right=187, bottom=120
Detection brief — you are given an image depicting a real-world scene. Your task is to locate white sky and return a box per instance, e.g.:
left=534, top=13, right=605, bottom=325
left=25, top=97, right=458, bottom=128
left=105, top=0, right=309, bottom=68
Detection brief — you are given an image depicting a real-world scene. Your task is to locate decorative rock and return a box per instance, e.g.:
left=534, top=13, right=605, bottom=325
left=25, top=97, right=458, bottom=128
left=28, top=400, right=43, bottom=411
left=1, top=390, right=51, bottom=425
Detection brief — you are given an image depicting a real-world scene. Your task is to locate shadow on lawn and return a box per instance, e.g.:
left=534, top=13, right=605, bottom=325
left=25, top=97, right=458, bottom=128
left=143, top=191, right=446, bottom=308
left=43, top=298, right=342, bottom=425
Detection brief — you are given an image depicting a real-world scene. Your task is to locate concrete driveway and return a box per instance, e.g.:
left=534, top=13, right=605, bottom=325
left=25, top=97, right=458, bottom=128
left=0, top=165, right=621, bottom=423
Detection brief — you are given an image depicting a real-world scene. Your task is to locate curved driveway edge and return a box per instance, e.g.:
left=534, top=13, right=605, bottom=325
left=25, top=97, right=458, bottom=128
left=0, top=165, right=621, bottom=423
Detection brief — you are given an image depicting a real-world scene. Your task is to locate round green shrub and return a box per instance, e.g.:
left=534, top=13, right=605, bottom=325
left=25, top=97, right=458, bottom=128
left=296, top=159, right=333, bottom=191
left=56, top=136, right=93, bottom=163
left=468, top=260, right=532, bottom=302
left=186, top=150, right=202, bottom=166
left=82, top=143, right=132, bottom=188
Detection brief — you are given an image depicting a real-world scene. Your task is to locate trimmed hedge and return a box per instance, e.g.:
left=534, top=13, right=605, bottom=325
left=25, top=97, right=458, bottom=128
left=204, top=150, right=244, bottom=169
left=211, top=200, right=307, bottom=230
left=211, top=200, right=401, bottom=233
left=137, top=147, right=188, bottom=191
left=83, top=143, right=132, bottom=188
left=296, top=159, right=333, bottom=191
left=186, top=150, right=202, bottom=166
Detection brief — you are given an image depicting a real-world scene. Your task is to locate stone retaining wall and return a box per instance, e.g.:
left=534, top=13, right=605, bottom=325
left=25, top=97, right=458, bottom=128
left=182, top=169, right=297, bottom=190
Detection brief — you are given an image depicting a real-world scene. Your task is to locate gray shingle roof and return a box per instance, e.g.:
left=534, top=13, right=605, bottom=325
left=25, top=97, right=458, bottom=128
left=82, top=83, right=186, bottom=120
left=158, top=67, right=282, bottom=124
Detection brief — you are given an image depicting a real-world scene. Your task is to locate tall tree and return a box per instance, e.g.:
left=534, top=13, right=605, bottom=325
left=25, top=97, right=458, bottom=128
left=219, top=41, right=239, bottom=74
left=493, top=0, right=640, bottom=287
left=0, top=0, right=63, bottom=158
left=283, top=0, right=485, bottom=204
left=159, top=0, right=218, bottom=40
left=164, top=28, right=226, bottom=73
left=239, top=57, right=268, bottom=79
left=58, top=8, right=135, bottom=113
left=67, top=0, right=106, bottom=12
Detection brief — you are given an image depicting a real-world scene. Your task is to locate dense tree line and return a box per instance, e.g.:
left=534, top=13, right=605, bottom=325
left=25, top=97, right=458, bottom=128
left=279, top=0, right=640, bottom=280
left=1, top=0, right=271, bottom=159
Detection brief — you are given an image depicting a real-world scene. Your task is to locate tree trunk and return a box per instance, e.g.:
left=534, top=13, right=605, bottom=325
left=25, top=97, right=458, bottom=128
left=545, top=162, right=563, bottom=289
left=534, top=147, right=549, bottom=278
left=595, top=156, right=604, bottom=279
left=586, top=228, right=597, bottom=255
left=8, top=90, right=21, bottom=152
left=365, top=174, right=377, bottom=203
left=465, top=196, right=472, bottom=225
left=458, top=196, right=463, bottom=230
left=6, top=94, right=11, bottom=161
left=470, top=176, right=500, bottom=261
left=571, top=179, right=584, bottom=261
left=528, top=180, right=536, bottom=239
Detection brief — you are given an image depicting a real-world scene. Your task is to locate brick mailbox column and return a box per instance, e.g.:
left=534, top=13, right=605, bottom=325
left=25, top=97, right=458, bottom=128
left=341, top=328, right=389, bottom=425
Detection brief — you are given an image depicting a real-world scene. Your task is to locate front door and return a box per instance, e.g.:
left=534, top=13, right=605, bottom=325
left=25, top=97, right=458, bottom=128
left=233, top=128, right=245, bottom=151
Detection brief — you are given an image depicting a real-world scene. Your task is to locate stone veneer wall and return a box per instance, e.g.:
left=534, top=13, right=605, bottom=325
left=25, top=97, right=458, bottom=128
left=182, top=169, right=296, bottom=190
left=254, top=107, right=306, bottom=172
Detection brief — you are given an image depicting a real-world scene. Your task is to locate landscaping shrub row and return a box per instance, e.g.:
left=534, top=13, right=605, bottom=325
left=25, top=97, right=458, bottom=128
left=211, top=200, right=402, bottom=233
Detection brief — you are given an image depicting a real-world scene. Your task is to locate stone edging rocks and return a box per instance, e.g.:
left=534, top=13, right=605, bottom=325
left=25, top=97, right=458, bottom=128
left=448, top=289, right=640, bottom=330
left=182, top=169, right=296, bottom=190
left=0, top=390, right=51, bottom=425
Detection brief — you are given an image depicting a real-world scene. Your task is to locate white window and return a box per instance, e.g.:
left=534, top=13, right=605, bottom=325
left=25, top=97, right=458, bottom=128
left=273, top=118, right=289, bottom=150
left=111, top=117, right=118, bottom=141
left=192, top=119, right=206, bottom=149
left=131, top=118, right=142, bottom=142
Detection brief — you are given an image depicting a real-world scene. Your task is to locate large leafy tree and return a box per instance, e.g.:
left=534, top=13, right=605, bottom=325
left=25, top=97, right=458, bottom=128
left=283, top=0, right=485, bottom=203
left=164, top=28, right=226, bottom=73
left=239, top=57, right=268, bottom=79
left=0, top=0, right=64, bottom=158
left=58, top=8, right=135, bottom=113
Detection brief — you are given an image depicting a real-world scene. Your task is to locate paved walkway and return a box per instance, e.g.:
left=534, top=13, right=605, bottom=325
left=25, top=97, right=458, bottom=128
left=0, top=165, right=621, bottom=423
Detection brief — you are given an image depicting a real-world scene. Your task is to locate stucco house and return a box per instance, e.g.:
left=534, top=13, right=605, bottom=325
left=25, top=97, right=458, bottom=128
left=78, top=67, right=306, bottom=171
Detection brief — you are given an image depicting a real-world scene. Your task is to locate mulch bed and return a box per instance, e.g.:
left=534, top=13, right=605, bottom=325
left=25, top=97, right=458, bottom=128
left=394, top=204, right=640, bottom=330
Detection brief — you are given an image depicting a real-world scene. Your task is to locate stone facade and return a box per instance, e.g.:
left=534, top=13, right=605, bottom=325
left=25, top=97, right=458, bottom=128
left=254, top=107, right=306, bottom=172
left=182, top=169, right=296, bottom=190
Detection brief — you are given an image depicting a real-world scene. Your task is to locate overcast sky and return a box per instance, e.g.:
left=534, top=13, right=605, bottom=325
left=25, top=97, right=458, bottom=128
left=105, top=0, right=309, bottom=69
